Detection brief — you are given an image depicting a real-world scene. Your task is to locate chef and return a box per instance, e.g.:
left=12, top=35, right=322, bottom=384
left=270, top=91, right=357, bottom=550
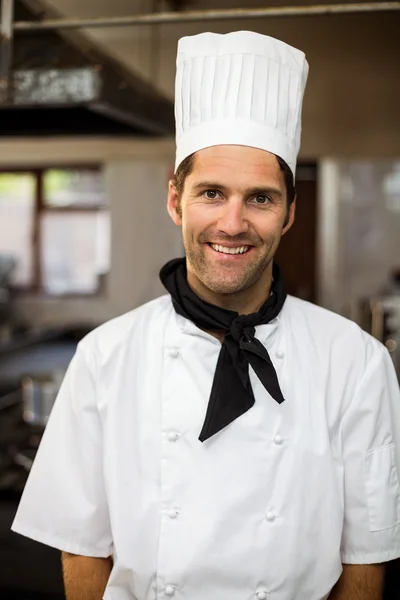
left=12, top=31, right=400, bottom=600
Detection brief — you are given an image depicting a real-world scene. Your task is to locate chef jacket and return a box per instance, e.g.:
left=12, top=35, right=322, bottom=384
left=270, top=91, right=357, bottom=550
left=12, top=294, right=400, bottom=600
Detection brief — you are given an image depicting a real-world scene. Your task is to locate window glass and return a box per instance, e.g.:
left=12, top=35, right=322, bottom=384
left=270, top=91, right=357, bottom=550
left=0, top=173, right=36, bottom=286
left=43, top=168, right=107, bottom=208
left=40, top=211, right=110, bottom=295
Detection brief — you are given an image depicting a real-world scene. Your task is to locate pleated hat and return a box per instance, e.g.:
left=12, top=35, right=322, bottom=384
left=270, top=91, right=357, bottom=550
left=174, top=31, right=309, bottom=176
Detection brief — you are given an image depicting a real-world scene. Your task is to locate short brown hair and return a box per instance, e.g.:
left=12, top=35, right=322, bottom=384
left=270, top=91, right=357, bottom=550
left=173, top=151, right=296, bottom=211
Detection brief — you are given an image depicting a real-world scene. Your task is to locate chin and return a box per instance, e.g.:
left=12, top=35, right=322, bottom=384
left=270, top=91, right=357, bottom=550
left=201, top=275, right=251, bottom=295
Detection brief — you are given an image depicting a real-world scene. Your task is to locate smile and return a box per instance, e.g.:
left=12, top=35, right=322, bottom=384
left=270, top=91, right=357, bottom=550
left=209, top=243, right=250, bottom=255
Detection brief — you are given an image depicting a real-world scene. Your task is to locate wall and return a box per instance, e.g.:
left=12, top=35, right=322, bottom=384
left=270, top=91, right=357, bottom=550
left=0, top=138, right=182, bottom=327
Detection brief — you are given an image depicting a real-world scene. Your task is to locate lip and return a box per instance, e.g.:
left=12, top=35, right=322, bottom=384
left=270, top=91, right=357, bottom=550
left=206, top=242, right=254, bottom=259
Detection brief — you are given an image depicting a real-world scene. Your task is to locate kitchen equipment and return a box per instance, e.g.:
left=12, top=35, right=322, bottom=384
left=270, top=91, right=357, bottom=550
left=21, top=372, right=63, bottom=427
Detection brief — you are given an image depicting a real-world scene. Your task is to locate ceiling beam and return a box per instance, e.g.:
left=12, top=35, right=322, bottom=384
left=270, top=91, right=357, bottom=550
left=12, top=2, right=400, bottom=32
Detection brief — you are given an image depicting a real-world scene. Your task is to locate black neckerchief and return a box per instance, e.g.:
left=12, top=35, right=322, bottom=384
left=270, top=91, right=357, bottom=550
left=159, top=258, right=287, bottom=442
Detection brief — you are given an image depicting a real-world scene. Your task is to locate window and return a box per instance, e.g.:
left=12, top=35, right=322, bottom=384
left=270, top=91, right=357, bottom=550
left=0, top=167, right=110, bottom=295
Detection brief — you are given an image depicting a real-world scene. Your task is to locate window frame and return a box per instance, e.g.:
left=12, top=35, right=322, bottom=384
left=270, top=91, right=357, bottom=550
left=0, top=164, right=108, bottom=298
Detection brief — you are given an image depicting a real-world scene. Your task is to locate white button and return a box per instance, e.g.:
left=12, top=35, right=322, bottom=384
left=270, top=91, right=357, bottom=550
left=274, top=434, right=284, bottom=445
left=167, top=432, right=179, bottom=442
left=257, top=593, right=267, bottom=600
left=169, top=349, right=179, bottom=358
left=275, top=350, right=285, bottom=359
left=165, top=585, right=175, bottom=596
left=266, top=511, right=276, bottom=522
left=167, top=509, right=179, bottom=519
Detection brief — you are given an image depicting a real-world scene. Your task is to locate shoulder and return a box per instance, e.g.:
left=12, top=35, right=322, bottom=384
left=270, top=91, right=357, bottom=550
left=77, top=294, right=173, bottom=362
left=283, top=295, right=361, bottom=334
left=283, top=295, right=385, bottom=376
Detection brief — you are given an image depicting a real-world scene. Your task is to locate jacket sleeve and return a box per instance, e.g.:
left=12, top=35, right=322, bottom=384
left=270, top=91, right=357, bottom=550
left=11, top=340, right=113, bottom=558
left=340, top=337, right=400, bottom=564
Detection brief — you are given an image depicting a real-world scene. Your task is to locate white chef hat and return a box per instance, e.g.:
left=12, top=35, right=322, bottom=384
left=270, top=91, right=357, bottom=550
left=174, top=30, right=309, bottom=176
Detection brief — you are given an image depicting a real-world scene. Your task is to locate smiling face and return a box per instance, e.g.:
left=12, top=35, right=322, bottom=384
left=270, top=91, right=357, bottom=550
left=167, top=145, right=296, bottom=312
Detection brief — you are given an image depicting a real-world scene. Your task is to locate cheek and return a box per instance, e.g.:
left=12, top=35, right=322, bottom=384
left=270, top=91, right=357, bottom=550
left=182, top=204, right=215, bottom=237
left=251, top=217, right=283, bottom=243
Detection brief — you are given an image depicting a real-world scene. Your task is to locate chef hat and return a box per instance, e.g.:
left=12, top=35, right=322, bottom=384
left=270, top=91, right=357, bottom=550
left=174, top=30, right=309, bottom=176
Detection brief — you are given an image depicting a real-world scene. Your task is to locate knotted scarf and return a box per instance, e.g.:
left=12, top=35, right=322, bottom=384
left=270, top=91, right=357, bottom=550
left=160, top=258, right=287, bottom=442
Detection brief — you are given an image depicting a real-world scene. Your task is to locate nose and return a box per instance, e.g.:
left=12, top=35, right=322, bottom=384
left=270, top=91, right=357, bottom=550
left=217, top=197, right=249, bottom=237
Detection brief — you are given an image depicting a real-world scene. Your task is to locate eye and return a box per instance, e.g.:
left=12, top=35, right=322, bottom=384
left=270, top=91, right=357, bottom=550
left=203, top=190, right=220, bottom=200
left=251, top=194, right=271, bottom=205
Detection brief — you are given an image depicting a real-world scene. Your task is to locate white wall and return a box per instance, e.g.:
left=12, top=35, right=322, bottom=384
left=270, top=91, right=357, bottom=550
left=0, top=138, right=182, bottom=327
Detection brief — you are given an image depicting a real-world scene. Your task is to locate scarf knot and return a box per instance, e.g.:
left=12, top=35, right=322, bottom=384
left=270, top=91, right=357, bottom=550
left=160, top=258, right=287, bottom=442
left=229, top=318, right=256, bottom=344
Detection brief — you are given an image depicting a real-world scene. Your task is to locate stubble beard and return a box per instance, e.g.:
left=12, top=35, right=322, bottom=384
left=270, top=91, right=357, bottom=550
left=185, top=238, right=274, bottom=295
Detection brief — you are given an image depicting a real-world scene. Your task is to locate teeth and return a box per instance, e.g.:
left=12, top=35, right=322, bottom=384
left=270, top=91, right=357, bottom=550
left=210, top=244, right=249, bottom=255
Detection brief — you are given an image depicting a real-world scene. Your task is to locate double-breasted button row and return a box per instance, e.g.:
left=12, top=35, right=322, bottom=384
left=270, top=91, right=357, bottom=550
left=163, top=587, right=268, bottom=598
left=165, top=345, right=275, bottom=600
left=170, top=346, right=283, bottom=359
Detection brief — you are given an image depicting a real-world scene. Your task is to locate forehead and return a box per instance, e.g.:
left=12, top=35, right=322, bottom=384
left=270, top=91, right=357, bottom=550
left=188, top=145, right=283, bottom=188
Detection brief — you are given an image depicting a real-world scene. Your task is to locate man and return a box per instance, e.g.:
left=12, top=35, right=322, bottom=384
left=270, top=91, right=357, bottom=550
left=12, top=31, right=400, bottom=600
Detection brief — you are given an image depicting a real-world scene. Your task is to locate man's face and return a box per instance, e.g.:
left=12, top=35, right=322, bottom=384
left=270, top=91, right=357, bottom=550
left=168, top=145, right=295, bottom=297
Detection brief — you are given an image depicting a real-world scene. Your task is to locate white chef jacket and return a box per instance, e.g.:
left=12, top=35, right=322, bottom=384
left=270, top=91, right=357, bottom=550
left=12, top=294, right=400, bottom=600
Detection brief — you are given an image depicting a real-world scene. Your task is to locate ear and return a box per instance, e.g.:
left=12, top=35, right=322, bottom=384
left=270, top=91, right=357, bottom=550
left=167, top=180, right=182, bottom=226
left=282, top=195, right=296, bottom=235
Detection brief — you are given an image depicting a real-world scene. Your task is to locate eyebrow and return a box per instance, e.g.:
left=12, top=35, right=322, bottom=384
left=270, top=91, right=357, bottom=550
left=191, top=181, right=283, bottom=199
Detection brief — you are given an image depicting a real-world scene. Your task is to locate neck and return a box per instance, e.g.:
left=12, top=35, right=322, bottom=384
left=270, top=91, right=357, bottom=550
left=186, top=262, right=273, bottom=315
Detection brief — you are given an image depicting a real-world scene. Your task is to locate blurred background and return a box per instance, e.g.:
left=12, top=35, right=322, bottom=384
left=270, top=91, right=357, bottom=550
left=0, top=0, right=399, bottom=598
